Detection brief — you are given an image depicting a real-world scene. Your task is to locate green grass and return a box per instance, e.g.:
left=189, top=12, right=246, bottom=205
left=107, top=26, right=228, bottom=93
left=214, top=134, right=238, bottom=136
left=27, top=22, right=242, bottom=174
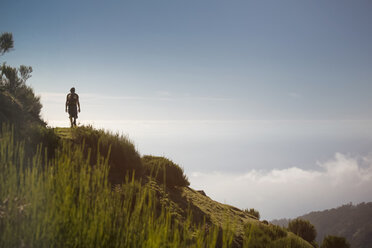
left=70, top=125, right=143, bottom=184
left=243, top=223, right=313, bottom=248
left=54, top=127, right=73, bottom=140
left=0, top=125, right=315, bottom=247
left=0, top=127, right=232, bottom=248
left=142, top=155, right=190, bottom=187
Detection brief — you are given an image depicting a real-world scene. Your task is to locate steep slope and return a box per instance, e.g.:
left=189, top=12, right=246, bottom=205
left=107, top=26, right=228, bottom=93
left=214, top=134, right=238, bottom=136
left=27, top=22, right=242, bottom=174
left=1, top=122, right=313, bottom=247
left=271, top=202, right=372, bottom=248
left=53, top=126, right=313, bottom=248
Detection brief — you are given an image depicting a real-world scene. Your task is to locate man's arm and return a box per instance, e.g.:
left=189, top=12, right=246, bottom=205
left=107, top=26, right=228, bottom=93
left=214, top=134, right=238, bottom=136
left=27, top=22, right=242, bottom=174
left=77, top=95, right=81, bottom=112
left=65, top=94, right=69, bottom=112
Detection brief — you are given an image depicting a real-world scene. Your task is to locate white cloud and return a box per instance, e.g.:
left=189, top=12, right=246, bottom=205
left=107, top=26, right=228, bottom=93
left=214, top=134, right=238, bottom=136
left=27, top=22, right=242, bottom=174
left=39, top=92, right=165, bottom=103
left=39, top=92, right=232, bottom=104
left=189, top=152, right=372, bottom=220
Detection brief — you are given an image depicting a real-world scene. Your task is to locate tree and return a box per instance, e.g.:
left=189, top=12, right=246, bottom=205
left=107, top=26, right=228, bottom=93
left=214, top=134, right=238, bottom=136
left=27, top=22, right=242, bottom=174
left=0, top=32, right=33, bottom=93
left=0, top=32, right=13, bottom=55
left=0, top=32, right=42, bottom=123
left=288, top=218, right=317, bottom=245
left=1, top=63, right=33, bottom=93
left=321, top=235, right=350, bottom=248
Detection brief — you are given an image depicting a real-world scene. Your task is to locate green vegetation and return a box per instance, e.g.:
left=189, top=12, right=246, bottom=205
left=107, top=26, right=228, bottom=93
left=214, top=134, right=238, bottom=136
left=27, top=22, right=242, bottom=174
left=320, top=235, right=350, bottom=248
left=0, top=32, right=41, bottom=121
left=142, top=155, right=190, bottom=187
left=288, top=219, right=317, bottom=247
left=70, top=125, right=143, bottom=184
left=54, top=127, right=73, bottom=140
left=0, top=120, right=316, bottom=247
left=0, top=32, right=13, bottom=55
left=244, top=208, right=260, bottom=220
left=0, top=121, right=316, bottom=248
left=0, top=32, right=44, bottom=143
left=243, top=223, right=312, bottom=248
left=0, top=128, right=229, bottom=248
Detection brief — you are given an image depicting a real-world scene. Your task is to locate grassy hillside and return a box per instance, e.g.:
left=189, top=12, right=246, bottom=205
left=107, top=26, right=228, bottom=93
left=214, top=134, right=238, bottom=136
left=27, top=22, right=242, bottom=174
left=0, top=122, right=315, bottom=247
left=0, top=127, right=228, bottom=247
left=56, top=126, right=313, bottom=247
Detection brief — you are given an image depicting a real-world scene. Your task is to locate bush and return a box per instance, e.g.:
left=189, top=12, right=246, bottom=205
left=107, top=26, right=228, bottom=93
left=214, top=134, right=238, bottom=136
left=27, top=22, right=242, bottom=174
left=0, top=89, right=43, bottom=127
left=244, top=208, right=260, bottom=220
left=72, top=125, right=143, bottom=184
left=288, top=218, right=317, bottom=245
left=142, top=155, right=190, bottom=187
left=0, top=122, right=59, bottom=164
left=243, top=223, right=294, bottom=248
left=13, top=84, right=42, bottom=119
left=321, top=235, right=350, bottom=248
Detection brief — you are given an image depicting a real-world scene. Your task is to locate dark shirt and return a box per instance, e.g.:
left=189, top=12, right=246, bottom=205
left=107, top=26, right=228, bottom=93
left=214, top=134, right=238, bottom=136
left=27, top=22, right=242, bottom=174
left=66, top=93, right=79, bottom=107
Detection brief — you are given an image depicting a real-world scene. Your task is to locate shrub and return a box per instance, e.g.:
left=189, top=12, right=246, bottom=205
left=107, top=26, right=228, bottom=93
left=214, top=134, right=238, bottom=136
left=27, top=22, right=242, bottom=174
left=28, top=124, right=60, bottom=158
left=244, top=208, right=260, bottom=220
left=0, top=89, right=43, bottom=127
left=71, top=125, right=143, bottom=184
left=142, top=155, right=190, bottom=187
left=0, top=122, right=59, bottom=164
left=288, top=218, right=317, bottom=245
left=13, top=83, right=42, bottom=119
left=321, top=235, right=350, bottom=248
left=243, top=223, right=292, bottom=248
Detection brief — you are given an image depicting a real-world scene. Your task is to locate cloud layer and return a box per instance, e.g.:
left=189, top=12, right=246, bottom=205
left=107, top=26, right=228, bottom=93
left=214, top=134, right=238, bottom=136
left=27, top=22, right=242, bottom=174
left=190, top=152, right=372, bottom=220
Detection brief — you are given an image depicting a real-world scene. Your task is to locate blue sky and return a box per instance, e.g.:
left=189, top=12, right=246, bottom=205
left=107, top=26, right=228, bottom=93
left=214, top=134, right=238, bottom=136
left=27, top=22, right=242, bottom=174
left=2, top=0, right=372, bottom=219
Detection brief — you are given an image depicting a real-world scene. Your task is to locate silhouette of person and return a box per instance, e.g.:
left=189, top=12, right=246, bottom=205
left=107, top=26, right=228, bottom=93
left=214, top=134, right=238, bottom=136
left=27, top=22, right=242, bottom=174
left=65, top=87, right=80, bottom=127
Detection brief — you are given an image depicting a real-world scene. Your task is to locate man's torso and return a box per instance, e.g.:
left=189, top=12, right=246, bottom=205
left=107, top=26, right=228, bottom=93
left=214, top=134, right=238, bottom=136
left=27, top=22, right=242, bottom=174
left=67, top=93, right=79, bottom=106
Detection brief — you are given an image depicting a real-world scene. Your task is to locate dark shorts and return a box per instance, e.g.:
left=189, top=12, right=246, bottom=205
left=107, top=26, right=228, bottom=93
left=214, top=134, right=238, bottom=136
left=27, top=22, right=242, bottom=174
left=68, top=105, right=78, bottom=118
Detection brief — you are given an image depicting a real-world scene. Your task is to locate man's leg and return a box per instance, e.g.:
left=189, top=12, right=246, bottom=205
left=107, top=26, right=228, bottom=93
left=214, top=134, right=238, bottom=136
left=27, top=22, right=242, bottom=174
left=73, top=117, right=77, bottom=127
left=69, top=116, right=73, bottom=128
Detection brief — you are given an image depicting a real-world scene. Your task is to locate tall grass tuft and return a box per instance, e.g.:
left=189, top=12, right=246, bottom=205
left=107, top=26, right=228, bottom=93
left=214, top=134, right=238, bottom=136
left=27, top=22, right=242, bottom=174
left=142, top=155, right=190, bottom=187
left=0, top=127, right=228, bottom=247
left=71, top=125, right=143, bottom=184
left=244, top=208, right=260, bottom=220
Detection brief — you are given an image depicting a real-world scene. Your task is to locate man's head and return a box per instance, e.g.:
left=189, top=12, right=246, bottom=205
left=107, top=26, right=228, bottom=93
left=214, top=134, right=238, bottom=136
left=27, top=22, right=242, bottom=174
left=70, top=87, right=75, bottom=93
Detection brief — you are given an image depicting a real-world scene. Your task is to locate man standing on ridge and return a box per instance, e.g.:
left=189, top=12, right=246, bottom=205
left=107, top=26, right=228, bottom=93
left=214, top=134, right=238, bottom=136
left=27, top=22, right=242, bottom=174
left=65, top=87, right=80, bottom=127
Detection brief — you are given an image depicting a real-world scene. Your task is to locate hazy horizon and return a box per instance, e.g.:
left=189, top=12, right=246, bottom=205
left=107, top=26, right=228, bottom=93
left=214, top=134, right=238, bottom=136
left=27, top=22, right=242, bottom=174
left=2, top=0, right=372, bottom=220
